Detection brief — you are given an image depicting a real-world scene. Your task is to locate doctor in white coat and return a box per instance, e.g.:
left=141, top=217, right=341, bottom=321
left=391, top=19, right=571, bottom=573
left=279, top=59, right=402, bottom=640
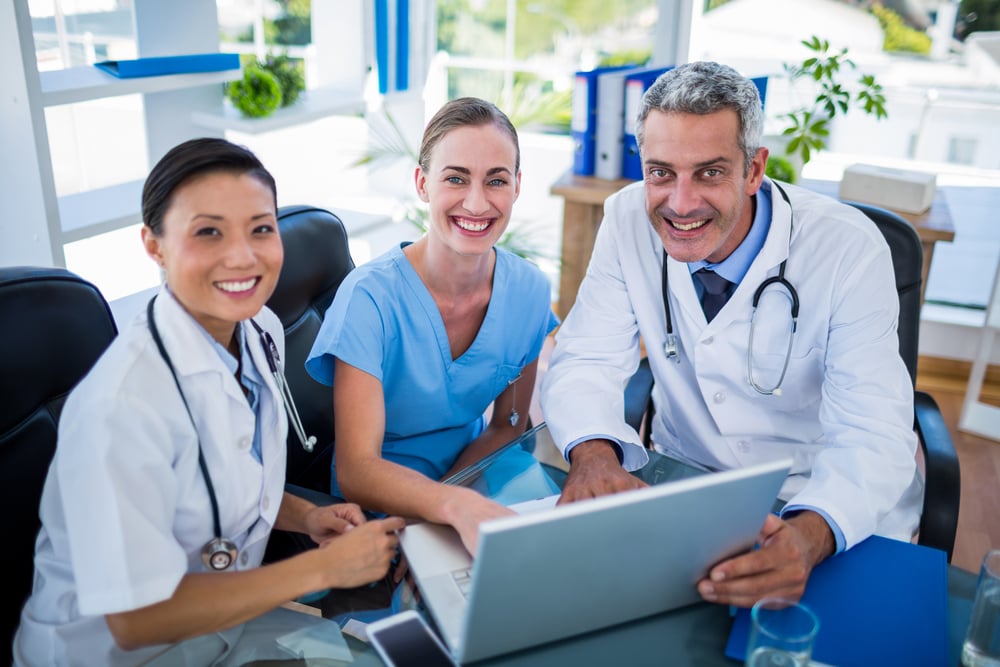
left=14, top=138, right=404, bottom=666
left=541, top=62, right=922, bottom=608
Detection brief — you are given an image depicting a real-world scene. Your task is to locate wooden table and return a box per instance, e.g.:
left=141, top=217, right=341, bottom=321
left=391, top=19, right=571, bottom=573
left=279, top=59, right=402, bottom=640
left=550, top=169, right=956, bottom=318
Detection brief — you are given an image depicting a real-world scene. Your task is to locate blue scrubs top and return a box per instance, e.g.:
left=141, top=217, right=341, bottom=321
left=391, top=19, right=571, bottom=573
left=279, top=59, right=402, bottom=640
left=306, top=243, right=559, bottom=497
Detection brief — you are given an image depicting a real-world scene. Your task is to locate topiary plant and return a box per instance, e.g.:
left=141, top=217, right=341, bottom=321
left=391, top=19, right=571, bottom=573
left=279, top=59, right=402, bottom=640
left=259, top=52, right=305, bottom=107
left=227, top=65, right=282, bottom=118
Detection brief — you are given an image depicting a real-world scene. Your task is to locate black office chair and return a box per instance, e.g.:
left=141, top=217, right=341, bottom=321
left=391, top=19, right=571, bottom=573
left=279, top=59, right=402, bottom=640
left=624, top=202, right=961, bottom=562
left=0, top=267, right=118, bottom=666
left=266, top=205, right=356, bottom=494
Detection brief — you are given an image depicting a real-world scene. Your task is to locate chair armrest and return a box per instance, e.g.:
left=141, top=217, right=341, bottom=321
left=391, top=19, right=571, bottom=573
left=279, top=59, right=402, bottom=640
left=624, top=357, right=654, bottom=445
left=913, top=390, right=961, bottom=562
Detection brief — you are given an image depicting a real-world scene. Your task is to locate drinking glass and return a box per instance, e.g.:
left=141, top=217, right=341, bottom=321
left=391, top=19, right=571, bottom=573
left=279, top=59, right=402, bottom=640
left=746, top=597, right=819, bottom=667
left=962, top=549, right=1000, bottom=667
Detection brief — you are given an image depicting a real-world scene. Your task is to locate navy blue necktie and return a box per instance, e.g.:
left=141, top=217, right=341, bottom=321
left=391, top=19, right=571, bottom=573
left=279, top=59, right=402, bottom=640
left=694, top=269, right=734, bottom=322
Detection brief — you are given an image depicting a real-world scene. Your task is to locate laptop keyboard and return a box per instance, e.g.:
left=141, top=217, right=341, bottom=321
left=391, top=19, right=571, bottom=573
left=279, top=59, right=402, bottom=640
left=451, top=567, right=473, bottom=598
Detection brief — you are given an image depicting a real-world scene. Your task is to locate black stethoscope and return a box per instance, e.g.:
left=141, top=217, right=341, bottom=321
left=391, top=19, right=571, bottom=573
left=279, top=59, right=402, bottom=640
left=661, top=182, right=800, bottom=396
left=146, top=295, right=316, bottom=571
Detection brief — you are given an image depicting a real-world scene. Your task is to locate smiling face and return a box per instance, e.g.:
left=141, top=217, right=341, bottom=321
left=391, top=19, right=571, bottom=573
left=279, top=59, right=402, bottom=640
left=142, top=171, right=283, bottom=349
left=414, top=123, right=521, bottom=257
left=642, top=109, right=767, bottom=264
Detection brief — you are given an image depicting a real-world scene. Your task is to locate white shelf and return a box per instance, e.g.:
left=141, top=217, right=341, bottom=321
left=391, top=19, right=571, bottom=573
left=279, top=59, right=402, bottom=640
left=40, top=65, right=241, bottom=107
left=190, top=87, right=366, bottom=134
left=58, top=179, right=144, bottom=243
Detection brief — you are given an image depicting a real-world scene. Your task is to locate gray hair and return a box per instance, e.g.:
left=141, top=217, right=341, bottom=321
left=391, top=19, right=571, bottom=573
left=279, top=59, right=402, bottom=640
left=636, top=61, right=763, bottom=174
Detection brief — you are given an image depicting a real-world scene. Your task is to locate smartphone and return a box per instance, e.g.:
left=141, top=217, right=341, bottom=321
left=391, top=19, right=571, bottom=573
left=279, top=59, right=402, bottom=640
left=366, top=610, right=458, bottom=667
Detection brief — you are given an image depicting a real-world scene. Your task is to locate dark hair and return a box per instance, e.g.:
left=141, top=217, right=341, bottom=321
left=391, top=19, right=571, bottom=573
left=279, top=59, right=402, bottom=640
left=636, top=61, right=763, bottom=175
left=141, top=137, right=277, bottom=235
left=417, top=97, right=520, bottom=173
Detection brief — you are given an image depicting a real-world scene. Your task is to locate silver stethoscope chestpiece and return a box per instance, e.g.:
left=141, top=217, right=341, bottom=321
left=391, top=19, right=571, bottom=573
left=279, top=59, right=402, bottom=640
left=202, top=537, right=239, bottom=571
left=664, top=334, right=680, bottom=363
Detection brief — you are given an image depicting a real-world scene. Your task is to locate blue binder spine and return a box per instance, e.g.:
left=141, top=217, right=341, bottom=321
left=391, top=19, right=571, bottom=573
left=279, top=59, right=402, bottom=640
left=572, top=65, right=634, bottom=177
left=594, top=67, right=639, bottom=181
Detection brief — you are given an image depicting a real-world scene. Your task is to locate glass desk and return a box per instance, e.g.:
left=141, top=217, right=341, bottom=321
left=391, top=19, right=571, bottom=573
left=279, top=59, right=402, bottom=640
left=251, top=423, right=977, bottom=666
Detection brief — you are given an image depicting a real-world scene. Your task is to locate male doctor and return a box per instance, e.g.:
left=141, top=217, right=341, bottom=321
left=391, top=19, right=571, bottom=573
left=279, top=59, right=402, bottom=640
left=540, top=61, right=923, bottom=607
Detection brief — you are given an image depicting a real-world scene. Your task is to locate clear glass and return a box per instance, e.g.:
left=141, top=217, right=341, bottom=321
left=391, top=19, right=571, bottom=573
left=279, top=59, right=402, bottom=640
left=962, top=549, right=1000, bottom=667
left=746, top=597, right=819, bottom=667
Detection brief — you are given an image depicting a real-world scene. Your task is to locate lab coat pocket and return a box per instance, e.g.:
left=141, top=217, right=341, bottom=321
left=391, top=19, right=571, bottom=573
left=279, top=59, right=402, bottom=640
left=748, top=345, right=824, bottom=412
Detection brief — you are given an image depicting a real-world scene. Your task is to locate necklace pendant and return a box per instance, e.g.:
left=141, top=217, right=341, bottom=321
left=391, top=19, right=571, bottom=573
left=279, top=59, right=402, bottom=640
left=509, top=410, right=519, bottom=427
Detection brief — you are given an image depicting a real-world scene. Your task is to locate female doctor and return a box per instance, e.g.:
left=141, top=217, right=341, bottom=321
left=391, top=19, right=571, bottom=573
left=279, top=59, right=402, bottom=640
left=14, top=138, right=405, bottom=666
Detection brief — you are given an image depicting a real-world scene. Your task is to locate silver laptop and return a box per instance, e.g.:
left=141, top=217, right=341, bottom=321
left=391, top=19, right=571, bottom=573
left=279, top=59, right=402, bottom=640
left=400, top=457, right=793, bottom=663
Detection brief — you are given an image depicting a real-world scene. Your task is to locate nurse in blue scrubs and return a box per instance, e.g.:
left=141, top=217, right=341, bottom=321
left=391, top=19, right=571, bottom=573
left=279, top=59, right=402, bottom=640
left=307, top=98, right=559, bottom=555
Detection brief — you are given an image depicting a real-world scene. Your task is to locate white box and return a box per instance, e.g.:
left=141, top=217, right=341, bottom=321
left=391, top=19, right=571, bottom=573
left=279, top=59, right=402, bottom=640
left=838, top=163, right=937, bottom=214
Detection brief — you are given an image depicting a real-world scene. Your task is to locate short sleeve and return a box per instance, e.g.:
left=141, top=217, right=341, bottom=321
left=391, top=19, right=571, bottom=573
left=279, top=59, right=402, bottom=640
left=306, top=274, right=387, bottom=386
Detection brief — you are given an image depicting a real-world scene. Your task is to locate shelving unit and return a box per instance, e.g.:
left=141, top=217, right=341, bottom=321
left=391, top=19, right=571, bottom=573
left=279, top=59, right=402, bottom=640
left=191, top=86, right=365, bottom=134
left=39, top=65, right=240, bottom=108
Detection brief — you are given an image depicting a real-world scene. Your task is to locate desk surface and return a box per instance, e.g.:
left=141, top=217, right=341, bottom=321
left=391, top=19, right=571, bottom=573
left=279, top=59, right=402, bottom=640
left=247, top=424, right=975, bottom=666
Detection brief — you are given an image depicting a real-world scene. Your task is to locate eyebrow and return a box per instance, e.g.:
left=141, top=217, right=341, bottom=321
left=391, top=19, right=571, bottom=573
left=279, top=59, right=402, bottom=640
left=645, top=156, right=732, bottom=170
left=190, top=212, right=276, bottom=222
left=441, top=165, right=513, bottom=176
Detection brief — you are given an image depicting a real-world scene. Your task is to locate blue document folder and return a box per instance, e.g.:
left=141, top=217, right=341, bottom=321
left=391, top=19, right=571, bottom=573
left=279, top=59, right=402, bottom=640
left=94, top=53, right=240, bottom=78
left=724, top=535, right=948, bottom=667
left=571, top=65, right=636, bottom=176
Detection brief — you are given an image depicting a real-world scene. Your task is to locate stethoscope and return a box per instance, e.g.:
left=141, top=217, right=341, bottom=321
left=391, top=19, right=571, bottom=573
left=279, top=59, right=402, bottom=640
left=661, top=182, right=800, bottom=396
left=146, top=295, right=316, bottom=570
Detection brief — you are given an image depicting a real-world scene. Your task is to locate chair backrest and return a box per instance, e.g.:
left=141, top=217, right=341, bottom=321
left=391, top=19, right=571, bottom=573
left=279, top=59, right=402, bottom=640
left=843, top=201, right=923, bottom=385
left=266, top=205, right=356, bottom=493
left=0, top=267, right=118, bottom=665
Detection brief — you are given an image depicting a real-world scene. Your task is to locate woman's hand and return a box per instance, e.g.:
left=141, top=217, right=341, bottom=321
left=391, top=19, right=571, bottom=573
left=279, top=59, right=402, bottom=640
left=303, top=502, right=367, bottom=544
left=442, top=488, right=516, bottom=556
left=318, top=516, right=406, bottom=589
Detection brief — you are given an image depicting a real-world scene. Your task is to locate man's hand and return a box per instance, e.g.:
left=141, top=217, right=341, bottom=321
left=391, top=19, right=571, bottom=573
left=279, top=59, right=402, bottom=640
left=696, top=511, right=835, bottom=607
left=558, top=439, right=647, bottom=504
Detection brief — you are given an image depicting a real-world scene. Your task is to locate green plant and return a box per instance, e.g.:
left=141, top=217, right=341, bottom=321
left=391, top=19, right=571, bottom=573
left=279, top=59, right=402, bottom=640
left=871, top=4, right=932, bottom=54
left=765, top=154, right=797, bottom=184
left=778, top=36, right=888, bottom=167
left=227, top=65, right=283, bottom=118
left=259, top=52, right=306, bottom=107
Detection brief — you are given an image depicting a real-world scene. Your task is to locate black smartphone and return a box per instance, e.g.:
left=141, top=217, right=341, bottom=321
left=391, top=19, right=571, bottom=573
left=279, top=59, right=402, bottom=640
left=366, top=610, right=457, bottom=667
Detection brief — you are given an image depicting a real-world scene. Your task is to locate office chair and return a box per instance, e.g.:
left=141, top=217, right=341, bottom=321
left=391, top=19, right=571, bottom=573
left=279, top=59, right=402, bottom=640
left=265, top=205, right=356, bottom=494
left=624, top=202, right=961, bottom=562
left=0, top=267, right=118, bottom=666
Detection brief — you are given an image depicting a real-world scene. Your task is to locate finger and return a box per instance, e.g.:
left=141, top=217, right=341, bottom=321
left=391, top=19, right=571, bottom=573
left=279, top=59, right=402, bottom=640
left=375, top=516, right=408, bottom=533
left=322, top=517, right=355, bottom=535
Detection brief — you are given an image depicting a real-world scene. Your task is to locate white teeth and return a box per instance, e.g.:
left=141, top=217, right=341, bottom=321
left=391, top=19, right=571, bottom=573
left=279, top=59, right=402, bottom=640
left=455, top=218, right=490, bottom=232
left=672, top=219, right=709, bottom=231
left=216, top=278, right=256, bottom=293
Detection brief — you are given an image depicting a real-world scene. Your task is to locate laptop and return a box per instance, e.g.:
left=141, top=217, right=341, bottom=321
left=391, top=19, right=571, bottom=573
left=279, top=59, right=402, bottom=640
left=400, top=456, right=793, bottom=663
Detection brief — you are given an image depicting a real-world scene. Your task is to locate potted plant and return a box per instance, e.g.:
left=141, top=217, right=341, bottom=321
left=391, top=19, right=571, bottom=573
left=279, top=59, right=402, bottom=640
left=769, top=35, right=888, bottom=181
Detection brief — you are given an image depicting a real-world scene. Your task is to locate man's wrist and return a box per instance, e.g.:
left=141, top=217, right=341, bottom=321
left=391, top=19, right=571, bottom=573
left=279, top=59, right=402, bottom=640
left=568, top=439, right=624, bottom=466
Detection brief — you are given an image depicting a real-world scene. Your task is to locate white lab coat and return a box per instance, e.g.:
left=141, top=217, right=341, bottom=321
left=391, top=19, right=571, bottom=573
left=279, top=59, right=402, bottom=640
left=541, top=179, right=923, bottom=550
left=14, top=287, right=288, bottom=667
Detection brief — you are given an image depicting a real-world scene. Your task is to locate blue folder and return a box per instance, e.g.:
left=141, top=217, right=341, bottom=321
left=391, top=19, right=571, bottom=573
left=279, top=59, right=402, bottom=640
left=571, top=65, right=636, bottom=176
left=94, top=53, right=240, bottom=79
left=724, top=535, right=948, bottom=667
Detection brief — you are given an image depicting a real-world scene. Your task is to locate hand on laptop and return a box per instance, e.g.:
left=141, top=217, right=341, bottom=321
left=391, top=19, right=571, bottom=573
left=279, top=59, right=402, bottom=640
left=695, top=511, right=835, bottom=607
left=442, top=487, right=516, bottom=556
left=317, top=516, right=407, bottom=589
left=558, top=439, right=647, bottom=504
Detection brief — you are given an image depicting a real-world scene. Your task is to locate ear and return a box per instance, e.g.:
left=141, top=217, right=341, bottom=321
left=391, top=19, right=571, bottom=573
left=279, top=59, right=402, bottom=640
left=746, top=146, right=768, bottom=195
left=513, top=170, right=522, bottom=202
left=141, top=226, right=164, bottom=267
left=414, top=165, right=430, bottom=203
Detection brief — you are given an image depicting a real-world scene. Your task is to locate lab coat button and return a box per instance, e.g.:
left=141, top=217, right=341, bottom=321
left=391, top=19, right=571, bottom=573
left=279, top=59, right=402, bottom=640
left=262, top=495, right=270, bottom=511
left=240, top=552, right=249, bottom=566
left=238, top=437, right=251, bottom=450
left=713, top=391, right=726, bottom=404
left=703, top=336, right=714, bottom=345
left=738, top=440, right=750, bottom=452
